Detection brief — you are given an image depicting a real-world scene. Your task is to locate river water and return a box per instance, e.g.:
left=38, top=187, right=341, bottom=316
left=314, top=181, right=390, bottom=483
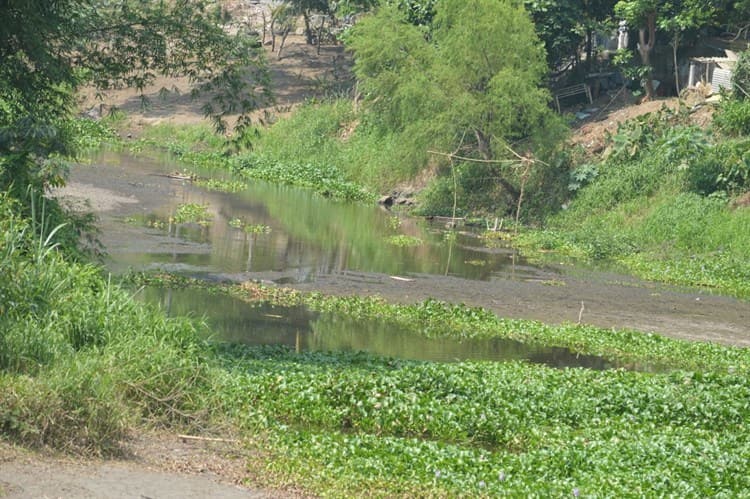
left=57, top=151, right=750, bottom=353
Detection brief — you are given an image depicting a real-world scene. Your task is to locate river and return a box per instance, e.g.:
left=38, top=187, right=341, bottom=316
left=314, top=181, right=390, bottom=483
left=56, top=151, right=750, bottom=349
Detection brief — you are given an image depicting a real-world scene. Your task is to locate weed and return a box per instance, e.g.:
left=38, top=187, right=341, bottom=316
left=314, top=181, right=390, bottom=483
left=386, top=235, right=423, bottom=247
left=171, top=203, right=212, bottom=225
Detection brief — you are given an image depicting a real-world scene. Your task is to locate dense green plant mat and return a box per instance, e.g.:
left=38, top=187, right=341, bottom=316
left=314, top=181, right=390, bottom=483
left=226, top=348, right=750, bottom=497
left=130, top=127, right=374, bottom=202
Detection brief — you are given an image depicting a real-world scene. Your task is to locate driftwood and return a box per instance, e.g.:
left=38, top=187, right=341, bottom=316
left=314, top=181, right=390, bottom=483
left=178, top=434, right=239, bottom=444
left=389, top=276, right=414, bottom=282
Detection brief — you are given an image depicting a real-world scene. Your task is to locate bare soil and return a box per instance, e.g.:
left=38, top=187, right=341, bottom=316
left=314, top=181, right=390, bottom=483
left=568, top=92, right=716, bottom=157
left=79, top=2, right=353, bottom=138
left=0, top=432, right=303, bottom=498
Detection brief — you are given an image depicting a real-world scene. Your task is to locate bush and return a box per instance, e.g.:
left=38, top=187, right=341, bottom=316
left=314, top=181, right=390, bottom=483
left=0, top=192, right=221, bottom=453
left=684, top=140, right=750, bottom=196
left=732, top=50, right=750, bottom=99
left=714, top=98, right=750, bottom=136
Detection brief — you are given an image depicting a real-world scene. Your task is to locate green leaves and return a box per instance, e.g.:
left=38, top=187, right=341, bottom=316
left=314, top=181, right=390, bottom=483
left=1, top=0, right=271, bottom=197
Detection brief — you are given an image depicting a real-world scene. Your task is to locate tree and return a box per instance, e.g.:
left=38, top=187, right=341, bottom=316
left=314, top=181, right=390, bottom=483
left=0, top=0, right=271, bottom=196
left=615, top=0, right=719, bottom=99
left=525, top=0, right=587, bottom=72
left=659, top=1, right=716, bottom=95
left=348, top=0, right=565, bottom=213
left=288, top=0, right=376, bottom=45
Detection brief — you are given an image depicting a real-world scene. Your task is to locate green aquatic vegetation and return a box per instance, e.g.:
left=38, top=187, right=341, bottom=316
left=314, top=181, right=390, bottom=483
left=216, top=346, right=750, bottom=497
left=233, top=155, right=374, bottom=203
left=125, top=273, right=750, bottom=373
left=195, top=178, right=246, bottom=193
left=463, top=259, right=486, bottom=266
left=386, top=235, right=423, bottom=247
left=244, top=224, right=271, bottom=235
left=171, top=203, right=212, bottom=225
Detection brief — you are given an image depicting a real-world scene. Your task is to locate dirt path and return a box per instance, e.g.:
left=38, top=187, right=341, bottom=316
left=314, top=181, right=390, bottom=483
left=0, top=434, right=299, bottom=499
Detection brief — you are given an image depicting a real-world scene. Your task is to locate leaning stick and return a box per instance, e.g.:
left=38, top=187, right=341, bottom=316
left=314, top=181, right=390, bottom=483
left=178, top=434, right=240, bottom=444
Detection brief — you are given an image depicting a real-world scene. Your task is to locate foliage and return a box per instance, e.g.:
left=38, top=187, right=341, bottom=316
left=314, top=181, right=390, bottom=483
left=525, top=0, right=612, bottom=73
left=171, top=203, right=212, bottom=225
left=386, top=235, right=423, bottom=247
left=615, top=0, right=719, bottom=97
left=512, top=106, right=750, bottom=297
left=386, top=0, right=438, bottom=26
left=195, top=178, right=247, bottom=193
left=732, top=50, right=750, bottom=98
left=347, top=0, right=566, bottom=215
left=0, top=195, right=217, bottom=452
left=234, top=154, right=374, bottom=202
left=0, top=0, right=270, bottom=206
left=715, top=97, right=750, bottom=136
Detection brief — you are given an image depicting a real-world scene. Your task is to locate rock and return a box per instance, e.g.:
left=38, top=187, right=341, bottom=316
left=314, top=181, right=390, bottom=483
left=378, top=195, right=394, bottom=206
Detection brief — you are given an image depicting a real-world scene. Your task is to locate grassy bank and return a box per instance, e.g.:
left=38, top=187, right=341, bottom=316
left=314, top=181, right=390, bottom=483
left=131, top=117, right=374, bottom=202
left=507, top=104, right=750, bottom=299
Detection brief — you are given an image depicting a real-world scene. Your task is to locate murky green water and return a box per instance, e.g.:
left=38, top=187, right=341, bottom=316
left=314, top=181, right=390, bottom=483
left=64, top=151, right=750, bottom=348
left=96, top=151, right=551, bottom=283
left=139, top=287, right=658, bottom=370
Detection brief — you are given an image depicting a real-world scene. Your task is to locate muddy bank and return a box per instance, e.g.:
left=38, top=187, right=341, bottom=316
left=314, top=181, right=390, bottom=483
left=56, top=152, right=750, bottom=347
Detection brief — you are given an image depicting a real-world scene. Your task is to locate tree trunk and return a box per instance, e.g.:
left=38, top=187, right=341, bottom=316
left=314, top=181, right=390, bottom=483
left=638, top=12, right=657, bottom=101
left=278, top=27, right=290, bottom=59
left=474, top=129, right=520, bottom=201
left=270, top=18, right=276, bottom=52
left=316, top=17, right=325, bottom=55
left=303, top=12, right=313, bottom=45
left=672, top=34, right=681, bottom=96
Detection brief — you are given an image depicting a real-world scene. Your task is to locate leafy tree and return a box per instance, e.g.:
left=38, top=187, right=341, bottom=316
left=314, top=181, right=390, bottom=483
left=348, top=0, right=565, bottom=213
left=525, top=0, right=587, bottom=72
left=387, top=0, right=438, bottom=27
left=289, top=0, right=376, bottom=44
left=0, top=0, right=270, bottom=197
left=615, top=0, right=719, bottom=99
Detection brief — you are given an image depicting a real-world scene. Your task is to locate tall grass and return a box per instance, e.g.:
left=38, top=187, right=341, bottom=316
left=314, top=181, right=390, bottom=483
left=515, top=108, right=750, bottom=297
left=0, top=193, right=219, bottom=453
left=245, top=99, right=433, bottom=191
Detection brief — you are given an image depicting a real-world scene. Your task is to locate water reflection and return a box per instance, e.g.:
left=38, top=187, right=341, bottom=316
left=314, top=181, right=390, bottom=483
left=98, top=151, right=556, bottom=283
left=139, top=287, right=658, bottom=371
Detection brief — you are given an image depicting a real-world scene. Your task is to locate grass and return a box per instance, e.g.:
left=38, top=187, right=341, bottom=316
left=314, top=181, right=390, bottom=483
left=508, top=106, right=750, bottom=299
left=0, top=194, right=218, bottom=453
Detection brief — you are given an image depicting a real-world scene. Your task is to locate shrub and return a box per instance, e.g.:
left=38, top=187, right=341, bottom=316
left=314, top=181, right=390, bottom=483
left=714, top=97, right=750, bottom=136
left=732, top=50, right=750, bottom=99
